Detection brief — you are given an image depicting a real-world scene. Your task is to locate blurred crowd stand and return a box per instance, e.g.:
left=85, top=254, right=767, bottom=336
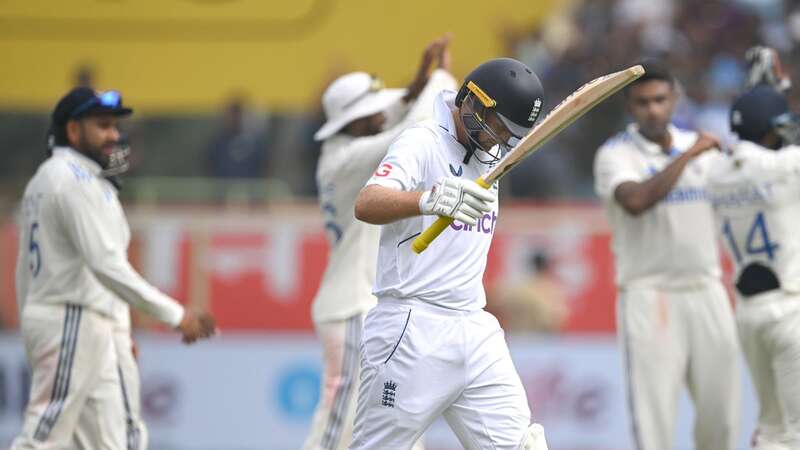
left=4, top=2, right=800, bottom=209
left=488, top=250, right=569, bottom=334
left=500, top=0, right=800, bottom=197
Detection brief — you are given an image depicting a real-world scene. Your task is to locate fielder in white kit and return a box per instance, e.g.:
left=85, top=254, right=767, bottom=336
left=302, top=34, right=456, bottom=450
left=68, top=139, right=148, bottom=450
left=12, top=87, right=216, bottom=450
left=593, top=60, right=740, bottom=450
left=707, top=84, right=800, bottom=449
left=350, top=58, right=549, bottom=450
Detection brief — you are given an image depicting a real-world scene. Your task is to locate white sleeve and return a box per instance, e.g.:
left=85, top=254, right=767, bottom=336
left=56, top=183, right=184, bottom=327
left=593, top=144, right=643, bottom=199
left=771, top=146, right=800, bottom=176
left=366, top=127, right=434, bottom=192
left=402, top=69, right=458, bottom=123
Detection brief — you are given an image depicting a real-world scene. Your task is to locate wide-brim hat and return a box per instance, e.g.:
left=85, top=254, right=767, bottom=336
left=314, top=72, right=406, bottom=141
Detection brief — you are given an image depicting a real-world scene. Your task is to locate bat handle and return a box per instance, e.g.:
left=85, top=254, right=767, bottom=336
left=411, top=176, right=491, bottom=254
left=411, top=216, right=454, bottom=254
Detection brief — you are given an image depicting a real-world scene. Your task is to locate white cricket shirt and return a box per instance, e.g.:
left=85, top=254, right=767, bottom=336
left=365, top=91, right=499, bottom=311
left=15, top=147, right=184, bottom=326
left=707, top=140, right=800, bottom=293
left=312, top=70, right=457, bottom=322
left=594, top=123, right=721, bottom=287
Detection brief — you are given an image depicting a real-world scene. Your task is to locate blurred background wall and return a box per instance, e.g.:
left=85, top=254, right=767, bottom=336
left=3, top=0, right=800, bottom=203
left=2, top=0, right=798, bottom=448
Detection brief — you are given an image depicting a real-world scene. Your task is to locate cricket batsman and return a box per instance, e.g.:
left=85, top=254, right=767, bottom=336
left=350, top=57, right=549, bottom=450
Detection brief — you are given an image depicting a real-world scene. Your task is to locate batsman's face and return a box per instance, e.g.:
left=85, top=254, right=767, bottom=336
left=479, top=111, right=514, bottom=150
left=73, top=115, right=121, bottom=168
left=461, top=98, right=515, bottom=151
left=626, top=80, right=676, bottom=138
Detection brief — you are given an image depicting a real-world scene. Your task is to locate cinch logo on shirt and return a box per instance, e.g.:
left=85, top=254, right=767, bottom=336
left=450, top=211, right=497, bottom=234
left=374, top=163, right=393, bottom=177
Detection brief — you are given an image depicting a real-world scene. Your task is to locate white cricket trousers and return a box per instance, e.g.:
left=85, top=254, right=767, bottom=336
left=617, top=280, right=740, bottom=450
left=10, top=304, right=130, bottom=450
left=349, top=298, right=531, bottom=450
left=73, top=326, right=147, bottom=450
left=301, top=314, right=425, bottom=450
left=736, top=290, right=800, bottom=450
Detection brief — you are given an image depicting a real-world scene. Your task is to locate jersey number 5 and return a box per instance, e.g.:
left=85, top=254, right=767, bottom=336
left=29, top=222, right=42, bottom=277
left=721, top=211, right=779, bottom=263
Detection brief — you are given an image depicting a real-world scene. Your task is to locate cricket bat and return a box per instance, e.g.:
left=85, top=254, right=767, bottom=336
left=411, top=64, right=645, bottom=254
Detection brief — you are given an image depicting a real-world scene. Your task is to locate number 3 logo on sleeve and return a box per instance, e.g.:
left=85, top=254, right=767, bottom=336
left=374, top=163, right=393, bottom=177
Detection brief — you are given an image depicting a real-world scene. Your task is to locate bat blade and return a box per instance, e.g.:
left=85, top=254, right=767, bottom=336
left=483, top=64, right=644, bottom=185
left=411, top=65, right=644, bottom=254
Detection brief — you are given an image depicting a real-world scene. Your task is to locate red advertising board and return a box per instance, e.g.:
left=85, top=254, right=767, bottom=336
left=0, top=204, right=619, bottom=333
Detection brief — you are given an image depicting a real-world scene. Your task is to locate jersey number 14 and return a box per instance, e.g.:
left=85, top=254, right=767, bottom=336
left=721, top=211, right=779, bottom=263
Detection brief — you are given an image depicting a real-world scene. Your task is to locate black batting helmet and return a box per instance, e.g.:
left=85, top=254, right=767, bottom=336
left=455, top=58, right=544, bottom=163
left=731, top=84, right=800, bottom=147
left=457, top=58, right=544, bottom=136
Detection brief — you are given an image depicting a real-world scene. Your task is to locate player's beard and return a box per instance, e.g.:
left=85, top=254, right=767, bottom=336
left=77, top=133, right=116, bottom=171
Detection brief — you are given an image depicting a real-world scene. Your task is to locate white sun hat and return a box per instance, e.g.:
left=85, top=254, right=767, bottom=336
left=314, top=72, right=406, bottom=141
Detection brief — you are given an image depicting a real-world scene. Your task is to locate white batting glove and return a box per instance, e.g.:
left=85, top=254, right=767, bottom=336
left=419, top=176, right=495, bottom=226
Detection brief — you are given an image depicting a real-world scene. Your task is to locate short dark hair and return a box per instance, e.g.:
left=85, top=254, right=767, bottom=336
left=625, top=59, right=674, bottom=94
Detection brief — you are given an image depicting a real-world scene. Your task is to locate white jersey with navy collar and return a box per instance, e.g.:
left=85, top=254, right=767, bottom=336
left=15, top=147, right=184, bottom=326
left=707, top=140, right=800, bottom=294
left=594, top=123, right=721, bottom=287
left=366, top=91, right=498, bottom=311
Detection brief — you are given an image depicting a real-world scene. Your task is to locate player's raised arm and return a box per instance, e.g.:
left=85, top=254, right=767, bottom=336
left=402, top=33, right=452, bottom=104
